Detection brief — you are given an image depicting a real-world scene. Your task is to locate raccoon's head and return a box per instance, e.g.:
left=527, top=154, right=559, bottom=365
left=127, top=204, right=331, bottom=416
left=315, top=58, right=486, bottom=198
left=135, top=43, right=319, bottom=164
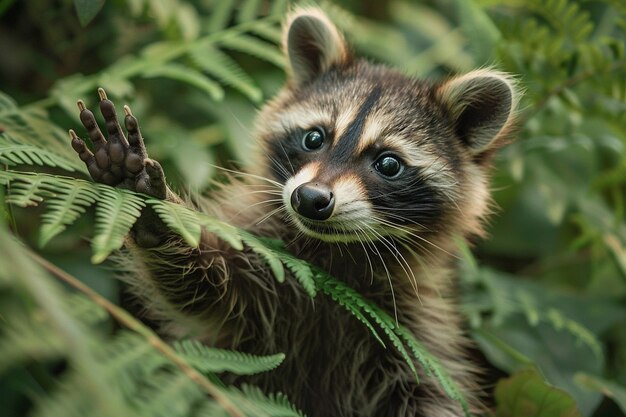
left=256, top=8, right=519, bottom=244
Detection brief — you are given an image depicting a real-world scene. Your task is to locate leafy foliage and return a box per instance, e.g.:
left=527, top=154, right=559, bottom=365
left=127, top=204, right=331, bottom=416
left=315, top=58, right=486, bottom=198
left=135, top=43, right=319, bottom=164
left=0, top=167, right=470, bottom=415
left=1, top=0, right=626, bottom=416
left=495, top=368, right=582, bottom=417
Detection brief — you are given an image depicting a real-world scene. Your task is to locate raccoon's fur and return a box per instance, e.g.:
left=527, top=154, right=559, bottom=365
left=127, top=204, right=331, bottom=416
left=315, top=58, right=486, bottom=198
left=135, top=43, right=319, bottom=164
left=97, top=8, right=519, bottom=417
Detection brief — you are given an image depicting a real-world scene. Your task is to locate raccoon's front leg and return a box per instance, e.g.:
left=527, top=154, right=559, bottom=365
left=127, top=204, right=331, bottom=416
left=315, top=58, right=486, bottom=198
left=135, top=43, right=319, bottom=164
left=70, top=88, right=175, bottom=247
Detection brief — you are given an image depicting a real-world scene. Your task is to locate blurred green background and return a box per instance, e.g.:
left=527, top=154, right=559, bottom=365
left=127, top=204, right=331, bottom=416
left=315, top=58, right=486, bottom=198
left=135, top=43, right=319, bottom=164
left=0, top=0, right=625, bottom=416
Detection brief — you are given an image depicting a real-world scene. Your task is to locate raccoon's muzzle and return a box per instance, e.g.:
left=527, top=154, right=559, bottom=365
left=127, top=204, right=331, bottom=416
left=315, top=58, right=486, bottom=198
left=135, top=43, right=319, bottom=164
left=291, top=182, right=335, bottom=221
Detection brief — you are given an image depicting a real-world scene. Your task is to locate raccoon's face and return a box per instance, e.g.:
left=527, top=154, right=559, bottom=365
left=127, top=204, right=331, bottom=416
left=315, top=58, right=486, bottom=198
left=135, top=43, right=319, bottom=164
left=256, top=9, right=518, bottom=243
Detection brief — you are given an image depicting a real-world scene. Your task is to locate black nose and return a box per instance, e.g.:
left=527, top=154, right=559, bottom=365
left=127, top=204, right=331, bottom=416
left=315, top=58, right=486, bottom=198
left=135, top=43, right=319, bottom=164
left=291, top=183, right=335, bottom=221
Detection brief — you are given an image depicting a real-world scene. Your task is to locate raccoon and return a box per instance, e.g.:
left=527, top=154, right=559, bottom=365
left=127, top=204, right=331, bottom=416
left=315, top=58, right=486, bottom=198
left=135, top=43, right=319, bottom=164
left=69, top=7, right=519, bottom=417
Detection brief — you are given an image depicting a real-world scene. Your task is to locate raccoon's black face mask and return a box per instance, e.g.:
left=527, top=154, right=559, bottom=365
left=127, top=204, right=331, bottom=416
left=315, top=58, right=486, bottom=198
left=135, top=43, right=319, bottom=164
left=255, top=8, right=518, bottom=243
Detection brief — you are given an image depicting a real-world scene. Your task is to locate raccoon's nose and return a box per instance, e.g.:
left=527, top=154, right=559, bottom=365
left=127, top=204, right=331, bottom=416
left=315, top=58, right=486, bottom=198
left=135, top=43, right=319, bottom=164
left=291, top=183, right=335, bottom=221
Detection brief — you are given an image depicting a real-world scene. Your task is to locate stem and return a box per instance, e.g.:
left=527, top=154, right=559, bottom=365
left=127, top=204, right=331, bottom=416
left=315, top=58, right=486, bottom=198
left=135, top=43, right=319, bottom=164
left=31, top=251, right=246, bottom=417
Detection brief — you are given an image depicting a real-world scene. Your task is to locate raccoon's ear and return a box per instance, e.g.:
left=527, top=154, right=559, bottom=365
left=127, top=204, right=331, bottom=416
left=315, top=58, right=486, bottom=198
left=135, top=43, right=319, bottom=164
left=437, top=70, right=519, bottom=154
left=283, top=8, right=350, bottom=85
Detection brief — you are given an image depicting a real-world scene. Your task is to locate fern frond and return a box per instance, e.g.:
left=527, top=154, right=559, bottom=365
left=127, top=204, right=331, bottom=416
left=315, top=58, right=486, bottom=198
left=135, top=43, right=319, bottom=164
left=0, top=143, right=80, bottom=172
left=142, top=63, right=225, bottom=102
left=239, top=230, right=285, bottom=282
left=274, top=249, right=317, bottom=298
left=149, top=198, right=202, bottom=247
left=220, top=34, right=286, bottom=68
left=207, top=0, right=235, bottom=33
left=134, top=368, right=205, bottom=417
left=315, top=270, right=472, bottom=416
left=0, top=314, right=65, bottom=374
left=315, top=274, right=385, bottom=346
left=39, top=181, right=98, bottom=247
left=64, top=293, right=110, bottom=326
left=190, top=46, right=263, bottom=102
left=237, top=0, right=263, bottom=24
left=2, top=172, right=53, bottom=206
left=395, top=326, right=468, bottom=412
left=187, top=207, right=245, bottom=251
left=173, top=339, right=285, bottom=375
left=97, top=331, right=169, bottom=400
left=194, top=384, right=306, bottom=417
left=91, top=186, right=145, bottom=264
left=525, top=0, right=593, bottom=42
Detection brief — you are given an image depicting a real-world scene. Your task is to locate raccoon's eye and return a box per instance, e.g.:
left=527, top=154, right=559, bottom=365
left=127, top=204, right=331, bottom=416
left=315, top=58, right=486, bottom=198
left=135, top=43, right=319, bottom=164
left=302, top=128, right=325, bottom=150
left=374, top=155, right=403, bottom=178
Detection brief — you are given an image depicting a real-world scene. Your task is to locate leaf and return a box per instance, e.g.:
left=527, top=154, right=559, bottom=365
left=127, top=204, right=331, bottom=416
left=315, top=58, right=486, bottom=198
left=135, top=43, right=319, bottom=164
left=39, top=182, right=98, bottom=247
left=143, top=63, right=224, bottom=101
left=173, top=339, right=285, bottom=375
left=450, top=0, right=501, bottom=65
left=190, top=46, right=262, bottom=102
left=3, top=174, right=49, bottom=207
left=73, top=0, right=106, bottom=26
left=239, top=231, right=285, bottom=282
left=237, top=0, right=262, bottom=23
left=91, top=186, right=145, bottom=263
left=276, top=250, right=317, bottom=297
left=148, top=199, right=202, bottom=248
left=199, top=384, right=306, bottom=417
left=574, top=373, right=626, bottom=414
left=220, top=34, right=285, bottom=68
left=495, top=368, right=582, bottom=417
left=195, top=212, right=244, bottom=251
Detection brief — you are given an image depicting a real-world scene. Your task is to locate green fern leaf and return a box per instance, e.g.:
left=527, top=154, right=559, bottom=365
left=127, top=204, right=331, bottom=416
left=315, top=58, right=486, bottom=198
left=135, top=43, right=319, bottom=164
left=0, top=90, right=84, bottom=166
left=39, top=181, right=98, bottom=247
left=239, top=230, right=285, bottom=282
left=0, top=314, right=65, bottom=374
left=276, top=251, right=317, bottom=298
left=314, top=273, right=385, bottom=347
left=190, top=46, right=262, bottom=102
left=91, top=186, right=145, bottom=263
left=143, top=63, right=225, bottom=101
left=98, top=332, right=169, bottom=401
left=3, top=173, right=51, bottom=207
left=0, top=143, right=79, bottom=170
left=174, top=339, right=285, bottom=375
left=196, top=384, right=306, bottom=417
left=237, top=0, right=262, bottom=23
left=148, top=199, right=202, bottom=247
left=64, top=293, right=110, bottom=326
left=269, top=0, right=290, bottom=16
left=207, top=0, right=235, bottom=33
left=220, top=34, right=285, bottom=68
left=134, top=369, right=205, bottom=417
left=396, top=325, right=469, bottom=414
left=194, top=210, right=244, bottom=251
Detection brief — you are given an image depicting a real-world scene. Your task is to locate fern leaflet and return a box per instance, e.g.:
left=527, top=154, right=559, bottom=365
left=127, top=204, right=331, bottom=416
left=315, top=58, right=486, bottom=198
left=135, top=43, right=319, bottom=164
left=40, top=181, right=98, bottom=247
left=173, top=339, right=285, bottom=375
left=149, top=198, right=202, bottom=247
left=92, top=186, right=145, bottom=263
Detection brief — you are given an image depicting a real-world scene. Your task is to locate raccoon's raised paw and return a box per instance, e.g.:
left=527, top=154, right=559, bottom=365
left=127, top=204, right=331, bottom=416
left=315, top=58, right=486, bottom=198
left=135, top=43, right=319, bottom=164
left=69, top=88, right=167, bottom=200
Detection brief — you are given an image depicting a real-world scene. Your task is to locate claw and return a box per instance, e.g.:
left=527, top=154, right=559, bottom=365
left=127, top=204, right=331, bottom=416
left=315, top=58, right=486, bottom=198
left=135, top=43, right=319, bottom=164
left=123, top=105, right=133, bottom=117
left=98, top=87, right=108, bottom=101
left=68, top=129, right=78, bottom=140
left=77, top=100, right=86, bottom=112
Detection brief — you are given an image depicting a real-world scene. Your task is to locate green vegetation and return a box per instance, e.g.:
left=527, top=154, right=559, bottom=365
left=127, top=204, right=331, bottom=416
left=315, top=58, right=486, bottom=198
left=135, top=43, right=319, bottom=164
left=1, top=1, right=624, bottom=416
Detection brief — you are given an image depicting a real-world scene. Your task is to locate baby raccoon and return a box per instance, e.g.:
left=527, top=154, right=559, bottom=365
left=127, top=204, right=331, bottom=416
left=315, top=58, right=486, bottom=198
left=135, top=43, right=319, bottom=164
left=69, top=7, right=518, bottom=417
